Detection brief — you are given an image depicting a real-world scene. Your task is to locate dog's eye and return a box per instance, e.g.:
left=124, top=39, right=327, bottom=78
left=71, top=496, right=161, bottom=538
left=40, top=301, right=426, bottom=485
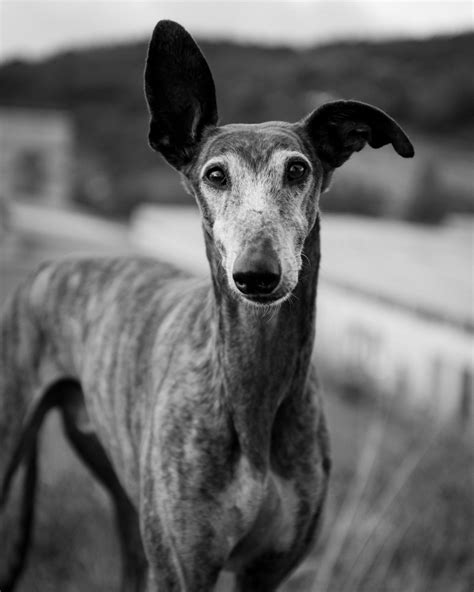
left=205, top=166, right=227, bottom=188
left=286, top=161, right=308, bottom=182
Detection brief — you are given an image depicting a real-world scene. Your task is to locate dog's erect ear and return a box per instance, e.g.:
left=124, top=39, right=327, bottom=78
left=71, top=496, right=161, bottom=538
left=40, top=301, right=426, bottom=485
left=144, top=20, right=218, bottom=170
left=302, top=100, right=414, bottom=169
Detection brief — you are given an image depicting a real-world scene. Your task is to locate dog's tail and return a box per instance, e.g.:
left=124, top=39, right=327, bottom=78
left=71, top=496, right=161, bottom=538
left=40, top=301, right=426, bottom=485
left=0, top=440, right=38, bottom=592
left=0, top=382, right=63, bottom=591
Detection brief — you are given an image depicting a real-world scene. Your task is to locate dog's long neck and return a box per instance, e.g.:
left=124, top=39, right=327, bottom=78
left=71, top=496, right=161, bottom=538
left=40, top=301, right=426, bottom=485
left=203, top=217, right=321, bottom=472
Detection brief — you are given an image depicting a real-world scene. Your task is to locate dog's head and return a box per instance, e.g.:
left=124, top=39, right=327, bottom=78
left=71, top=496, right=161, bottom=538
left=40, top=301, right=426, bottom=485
left=144, top=20, right=414, bottom=306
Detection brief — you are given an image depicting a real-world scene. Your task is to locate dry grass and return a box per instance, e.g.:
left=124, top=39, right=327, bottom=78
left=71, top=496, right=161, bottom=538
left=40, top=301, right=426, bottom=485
left=285, top=393, right=473, bottom=592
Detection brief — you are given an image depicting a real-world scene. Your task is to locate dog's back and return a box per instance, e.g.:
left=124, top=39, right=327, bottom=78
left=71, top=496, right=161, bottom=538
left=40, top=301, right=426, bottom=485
left=1, top=255, right=209, bottom=478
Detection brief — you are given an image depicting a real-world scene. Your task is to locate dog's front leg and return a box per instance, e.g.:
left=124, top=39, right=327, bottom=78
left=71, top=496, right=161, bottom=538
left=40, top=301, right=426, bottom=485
left=139, top=469, right=233, bottom=592
left=140, top=503, right=227, bottom=592
left=137, top=427, right=240, bottom=592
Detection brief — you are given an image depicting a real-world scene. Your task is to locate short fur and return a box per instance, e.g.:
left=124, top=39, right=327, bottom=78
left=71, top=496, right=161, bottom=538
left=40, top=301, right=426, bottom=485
left=0, top=20, right=413, bottom=592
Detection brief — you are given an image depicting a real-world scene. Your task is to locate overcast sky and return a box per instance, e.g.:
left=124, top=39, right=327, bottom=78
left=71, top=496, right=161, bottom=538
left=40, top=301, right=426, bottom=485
left=0, top=0, right=472, bottom=62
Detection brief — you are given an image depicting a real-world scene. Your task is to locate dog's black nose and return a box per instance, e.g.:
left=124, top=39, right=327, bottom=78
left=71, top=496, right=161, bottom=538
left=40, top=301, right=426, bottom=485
left=232, top=245, right=281, bottom=296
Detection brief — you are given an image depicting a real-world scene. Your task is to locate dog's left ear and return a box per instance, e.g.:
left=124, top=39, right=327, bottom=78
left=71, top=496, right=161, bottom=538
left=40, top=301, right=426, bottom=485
left=302, top=100, right=414, bottom=169
left=144, top=20, right=218, bottom=170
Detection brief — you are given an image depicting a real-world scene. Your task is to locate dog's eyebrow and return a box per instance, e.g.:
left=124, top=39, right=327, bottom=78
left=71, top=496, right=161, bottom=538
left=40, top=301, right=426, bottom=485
left=267, top=150, right=313, bottom=169
left=201, top=155, right=230, bottom=172
left=197, top=125, right=307, bottom=170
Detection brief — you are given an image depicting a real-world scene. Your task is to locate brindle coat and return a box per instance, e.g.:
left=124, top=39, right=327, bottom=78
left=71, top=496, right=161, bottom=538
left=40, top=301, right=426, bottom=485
left=0, top=20, right=413, bottom=592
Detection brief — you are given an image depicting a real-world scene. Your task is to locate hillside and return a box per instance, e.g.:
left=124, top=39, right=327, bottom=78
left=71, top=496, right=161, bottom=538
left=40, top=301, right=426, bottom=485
left=1, top=32, right=472, bottom=217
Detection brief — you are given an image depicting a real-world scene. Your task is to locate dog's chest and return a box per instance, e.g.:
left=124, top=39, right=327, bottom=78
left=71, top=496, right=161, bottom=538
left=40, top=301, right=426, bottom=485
left=223, top=460, right=300, bottom=571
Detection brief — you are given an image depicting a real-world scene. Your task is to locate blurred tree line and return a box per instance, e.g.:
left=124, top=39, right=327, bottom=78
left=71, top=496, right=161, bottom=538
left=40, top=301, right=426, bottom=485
left=0, top=32, right=472, bottom=219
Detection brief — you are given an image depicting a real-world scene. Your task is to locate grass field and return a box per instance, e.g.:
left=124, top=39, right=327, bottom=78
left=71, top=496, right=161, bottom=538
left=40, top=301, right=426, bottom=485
left=1, top=228, right=472, bottom=592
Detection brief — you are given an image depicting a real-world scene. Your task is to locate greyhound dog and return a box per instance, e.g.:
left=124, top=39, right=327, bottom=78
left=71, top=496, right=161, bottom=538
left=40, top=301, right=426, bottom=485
left=0, top=20, right=414, bottom=592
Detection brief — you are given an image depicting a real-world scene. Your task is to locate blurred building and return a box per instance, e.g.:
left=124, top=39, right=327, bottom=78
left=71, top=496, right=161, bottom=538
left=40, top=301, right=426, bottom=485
left=0, top=108, right=73, bottom=208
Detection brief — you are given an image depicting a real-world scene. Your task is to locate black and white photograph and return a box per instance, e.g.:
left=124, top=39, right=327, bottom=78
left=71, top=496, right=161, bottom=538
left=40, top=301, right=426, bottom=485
left=0, top=1, right=472, bottom=591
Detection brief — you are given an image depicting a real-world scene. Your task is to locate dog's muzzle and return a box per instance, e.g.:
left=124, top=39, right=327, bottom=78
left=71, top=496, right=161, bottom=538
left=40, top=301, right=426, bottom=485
left=232, top=241, right=281, bottom=300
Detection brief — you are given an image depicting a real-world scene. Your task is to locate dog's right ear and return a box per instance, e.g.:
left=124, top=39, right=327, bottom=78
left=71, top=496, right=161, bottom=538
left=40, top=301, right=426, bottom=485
left=144, top=20, right=218, bottom=170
